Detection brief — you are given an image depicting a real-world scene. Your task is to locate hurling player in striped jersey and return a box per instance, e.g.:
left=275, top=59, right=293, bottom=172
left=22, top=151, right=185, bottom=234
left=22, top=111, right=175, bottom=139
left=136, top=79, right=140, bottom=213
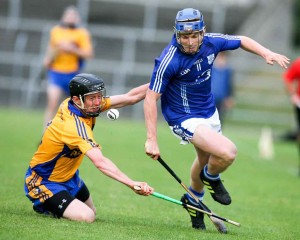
left=144, top=8, right=289, bottom=232
left=25, top=73, right=153, bottom=222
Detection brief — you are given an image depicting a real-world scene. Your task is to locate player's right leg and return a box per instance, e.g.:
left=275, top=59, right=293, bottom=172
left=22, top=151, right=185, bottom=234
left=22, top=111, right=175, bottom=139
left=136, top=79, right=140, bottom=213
left=84, top=196, right=96, bottom=214
left=74, top=182, right=97, bottom=215
left=192, top=145, right=228, bottom=233
left=190, top=149, right=210, bottom=192
left=44, top=84, right=62, bottom=127
left=62, top=180, right=96, bottom=221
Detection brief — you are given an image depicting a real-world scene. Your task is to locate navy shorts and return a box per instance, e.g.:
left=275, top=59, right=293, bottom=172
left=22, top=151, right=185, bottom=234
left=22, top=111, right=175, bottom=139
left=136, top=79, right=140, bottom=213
left=47, top=70, right=79, bottom=95
left=24, top=168, right=89, bottom=217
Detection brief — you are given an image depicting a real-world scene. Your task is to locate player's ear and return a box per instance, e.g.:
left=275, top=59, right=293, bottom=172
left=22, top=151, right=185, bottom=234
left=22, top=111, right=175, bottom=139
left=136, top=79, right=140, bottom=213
left=72, top=96, right=80, bottom=104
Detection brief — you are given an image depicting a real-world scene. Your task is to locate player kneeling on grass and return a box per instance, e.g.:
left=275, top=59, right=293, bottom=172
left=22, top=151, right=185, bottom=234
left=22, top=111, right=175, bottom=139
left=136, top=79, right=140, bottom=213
left=24, top=73, right=153, bottom=222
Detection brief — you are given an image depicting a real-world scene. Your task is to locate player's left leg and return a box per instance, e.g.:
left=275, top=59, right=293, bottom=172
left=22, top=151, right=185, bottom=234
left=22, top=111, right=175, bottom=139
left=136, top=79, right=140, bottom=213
left=191, top=125, right=236, bottom=205
left=63, top=198, right=96, bottom=222
left=44, top=84, right=63, bottom=127
left=36, top=190, right=95, bottom=222
left=75, top=183, right=96, bottom=215
left=45, top=183, right=96, bottom=222
left=191, top=124, right=236, bottom=174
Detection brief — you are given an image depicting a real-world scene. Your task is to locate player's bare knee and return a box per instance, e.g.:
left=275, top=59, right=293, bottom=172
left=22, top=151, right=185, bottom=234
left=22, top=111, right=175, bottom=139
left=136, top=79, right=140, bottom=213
left=225, top=144, right=237, bottom=164
left=91, top=206, right=97, bottom=215
left=80, top=209, right=96, bottom=223
left=86, top=214, right=96, bottom=223
left=219, top=144, right=237, bottom=165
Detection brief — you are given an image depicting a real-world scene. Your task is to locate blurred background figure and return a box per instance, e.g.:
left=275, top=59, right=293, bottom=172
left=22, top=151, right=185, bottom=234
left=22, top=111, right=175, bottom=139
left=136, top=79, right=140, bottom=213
left=211, top=52, right=235, bottom=124
left=43, top=5, right=94, bottom=128
left=258, top=126, right=274, bottom=160
left=282, top=57, right=300, bottom=142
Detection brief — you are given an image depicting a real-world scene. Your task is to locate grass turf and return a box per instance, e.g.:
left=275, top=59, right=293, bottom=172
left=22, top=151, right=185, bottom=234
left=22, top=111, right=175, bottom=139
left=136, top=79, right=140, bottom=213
left=0, top=107, right=299, bottom=240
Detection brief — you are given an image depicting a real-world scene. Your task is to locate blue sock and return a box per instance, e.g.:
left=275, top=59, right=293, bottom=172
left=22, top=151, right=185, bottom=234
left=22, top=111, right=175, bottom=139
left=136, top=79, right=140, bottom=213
left=203, top=165, right=220, bottom=181
left=186, top=186, right=205, bottom=205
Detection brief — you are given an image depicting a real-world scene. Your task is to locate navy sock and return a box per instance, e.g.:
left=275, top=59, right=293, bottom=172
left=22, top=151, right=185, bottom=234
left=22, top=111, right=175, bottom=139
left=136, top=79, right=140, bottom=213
left=203, top=165, right=220, bottom=181
left=186, top=186, right=205, bottom=205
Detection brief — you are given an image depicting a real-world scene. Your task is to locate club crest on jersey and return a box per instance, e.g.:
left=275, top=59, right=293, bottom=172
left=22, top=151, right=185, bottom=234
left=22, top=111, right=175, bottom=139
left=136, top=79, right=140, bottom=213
left=207, top=54, right=215, bottom=65
left=69, top=148, right=82, bottom=158
left=33, top=187, right=41, bottom=195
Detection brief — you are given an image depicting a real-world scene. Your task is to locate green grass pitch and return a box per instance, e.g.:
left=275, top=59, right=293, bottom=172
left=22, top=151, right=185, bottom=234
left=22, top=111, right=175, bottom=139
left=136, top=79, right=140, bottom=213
left=0, top=107, right=299, bottom=240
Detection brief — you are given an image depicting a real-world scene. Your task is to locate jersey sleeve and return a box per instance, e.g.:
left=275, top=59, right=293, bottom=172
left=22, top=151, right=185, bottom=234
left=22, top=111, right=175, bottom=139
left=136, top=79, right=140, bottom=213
left=149, top=45, right=177, bottom=94
left=49, top=26, right=57, bottom=47
left=283, top=58, right=300, bottom=83
left=101, top=97, right=111, bottom=112
left=78, top=28, right=93, bottom=51
left=206, top=33, right=241, bottom=52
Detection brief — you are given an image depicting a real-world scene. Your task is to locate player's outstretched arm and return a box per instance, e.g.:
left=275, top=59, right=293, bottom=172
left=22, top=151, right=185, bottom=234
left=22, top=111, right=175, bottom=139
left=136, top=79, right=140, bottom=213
left=86, top=147, right=154, bottom=196
left=240, top=36, right=290, bottom=69
left=43, top=43, right=57, bottom=69
left=109, top=83, right=150, bottom=108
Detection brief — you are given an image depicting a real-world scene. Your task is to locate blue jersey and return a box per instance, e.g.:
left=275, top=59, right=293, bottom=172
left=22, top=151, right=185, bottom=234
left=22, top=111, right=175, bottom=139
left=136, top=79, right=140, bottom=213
left=149, top=33, right=241, bottom=125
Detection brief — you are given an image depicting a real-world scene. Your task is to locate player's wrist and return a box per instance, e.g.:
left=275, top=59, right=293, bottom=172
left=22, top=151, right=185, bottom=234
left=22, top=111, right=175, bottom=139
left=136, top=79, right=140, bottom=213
left=146, top=136, right=157, bottom=142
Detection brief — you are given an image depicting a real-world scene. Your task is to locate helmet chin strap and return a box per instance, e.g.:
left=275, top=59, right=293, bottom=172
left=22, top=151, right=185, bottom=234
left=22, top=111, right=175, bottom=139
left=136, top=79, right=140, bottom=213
left=73, top=95, right=86, bottom=111
left=79, top=95, right=85, bottom=109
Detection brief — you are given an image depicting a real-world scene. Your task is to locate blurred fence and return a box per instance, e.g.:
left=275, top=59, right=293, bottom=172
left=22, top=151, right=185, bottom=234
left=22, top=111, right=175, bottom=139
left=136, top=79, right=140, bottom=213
left=0, top=0, right=295, bottom=130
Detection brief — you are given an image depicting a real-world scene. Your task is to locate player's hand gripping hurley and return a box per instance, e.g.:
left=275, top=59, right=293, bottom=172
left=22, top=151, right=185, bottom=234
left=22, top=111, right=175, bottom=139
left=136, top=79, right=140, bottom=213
left=157, top=156, right=240, bottom=227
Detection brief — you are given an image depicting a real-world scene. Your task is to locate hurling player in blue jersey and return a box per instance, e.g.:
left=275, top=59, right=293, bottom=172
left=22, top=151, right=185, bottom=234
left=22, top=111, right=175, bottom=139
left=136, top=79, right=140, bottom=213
left=144, top=8, right=289, bottom=232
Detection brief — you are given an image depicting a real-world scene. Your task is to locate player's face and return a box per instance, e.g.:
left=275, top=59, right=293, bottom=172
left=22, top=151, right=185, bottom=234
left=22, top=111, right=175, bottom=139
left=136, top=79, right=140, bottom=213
left=178, top=31, right=204, bottom=54
left=62, top=9, right=80, bottom=26
left=84, top=92, right=103, bottom=113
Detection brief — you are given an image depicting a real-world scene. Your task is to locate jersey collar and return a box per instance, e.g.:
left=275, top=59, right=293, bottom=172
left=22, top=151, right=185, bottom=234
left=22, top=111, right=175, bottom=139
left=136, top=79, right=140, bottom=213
left=68, top=100, right=86, bottom=118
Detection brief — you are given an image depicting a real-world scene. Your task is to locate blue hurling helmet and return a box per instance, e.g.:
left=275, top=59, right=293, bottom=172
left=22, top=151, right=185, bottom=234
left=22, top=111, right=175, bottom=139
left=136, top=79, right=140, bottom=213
left=175, top=8, right=205, bottom=34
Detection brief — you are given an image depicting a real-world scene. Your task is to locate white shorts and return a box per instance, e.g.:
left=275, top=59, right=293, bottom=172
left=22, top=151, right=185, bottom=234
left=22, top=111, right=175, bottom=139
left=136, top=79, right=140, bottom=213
left=170, top=110, right=222, bottom=145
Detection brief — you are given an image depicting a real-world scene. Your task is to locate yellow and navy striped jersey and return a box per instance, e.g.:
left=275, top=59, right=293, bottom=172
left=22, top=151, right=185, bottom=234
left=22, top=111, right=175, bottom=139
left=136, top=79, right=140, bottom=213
left=29, top=98, right=111, bottom=182
left=49, top=25, right=93, bottom=73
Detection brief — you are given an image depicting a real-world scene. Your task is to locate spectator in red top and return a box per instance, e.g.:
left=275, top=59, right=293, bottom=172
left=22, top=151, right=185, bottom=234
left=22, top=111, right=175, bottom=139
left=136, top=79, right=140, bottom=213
left=283, top=58, right=300, bottom=141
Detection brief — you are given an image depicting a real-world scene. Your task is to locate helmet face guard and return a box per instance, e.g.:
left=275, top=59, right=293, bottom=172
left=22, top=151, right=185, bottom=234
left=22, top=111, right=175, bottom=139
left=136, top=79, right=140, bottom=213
left=69, top=73, right=107, bottom=117
left=174, top=8, right=205, bottom=54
